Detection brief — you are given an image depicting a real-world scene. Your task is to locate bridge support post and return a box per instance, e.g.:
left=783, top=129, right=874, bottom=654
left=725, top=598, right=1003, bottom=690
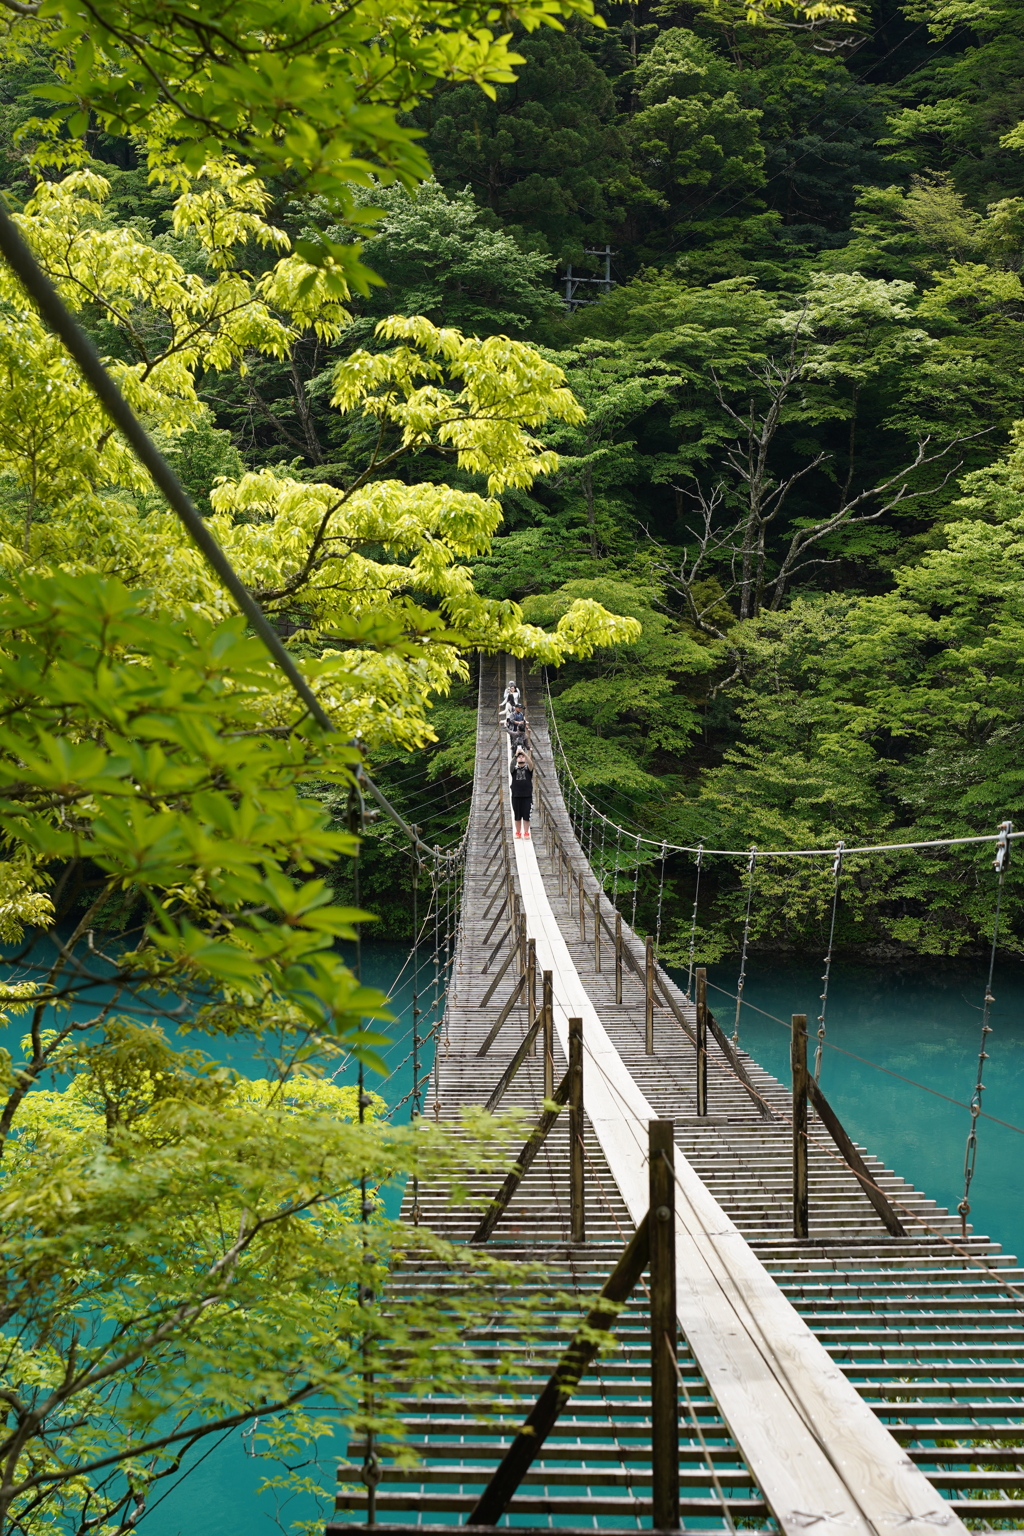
left=569, top=1016, right=585, bottom=1243
left=578, top=872, right=586, bottom=942
left=695, top=967, right=708, bottom=1117
left=645, top=936, right=655, bottom=1054
left=527, top=938, right=536, bottom=1028
left=615, top=914, right=622, bottom=1004
left=593, top=894, right=601, bottom=972
left=792, top=1012, right=809, bottom=1239
left=650, top=1119, right=679, bottom=1530
left=543, top=970, right=554, bottom=1100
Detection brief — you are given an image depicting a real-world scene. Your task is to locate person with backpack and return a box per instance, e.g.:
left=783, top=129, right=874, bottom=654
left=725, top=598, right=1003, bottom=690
left=510, top=746, right=533, bottom=838
left=507, top=703, right=528, bottom=750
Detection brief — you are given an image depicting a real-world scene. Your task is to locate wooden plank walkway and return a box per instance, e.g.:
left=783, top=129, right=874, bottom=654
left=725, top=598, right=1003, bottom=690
left=329, top=655, right=1024, bottom=1533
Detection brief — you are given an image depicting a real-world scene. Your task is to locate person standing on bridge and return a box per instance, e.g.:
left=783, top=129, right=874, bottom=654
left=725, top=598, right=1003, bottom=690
left=511, top=746, right=533, bottom=839
left=509, top=708, right=532, bottom=756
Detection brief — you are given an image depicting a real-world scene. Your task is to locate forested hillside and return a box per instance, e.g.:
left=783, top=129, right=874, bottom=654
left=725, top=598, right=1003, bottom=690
left=2, top=0, right=1022, bottom=958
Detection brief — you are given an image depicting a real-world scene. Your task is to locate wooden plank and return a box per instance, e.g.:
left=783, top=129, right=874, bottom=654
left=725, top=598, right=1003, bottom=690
left=476, top=972, right=527, bottom=1056
left=483, top=1010, right=544, bottom=1113
left=569, top=1016, right=584, bottom=1244
left=481, top=893, right=509, bottom=944
left=509, top=791, right=968, bottom=1536
left=479, top=935, right=520, bottom=1004
left=481, top=922, right=513, bottom=974
left=465, top=1216, right=651, bottom=1526
left=469, top=1067, right=573, bottom=1244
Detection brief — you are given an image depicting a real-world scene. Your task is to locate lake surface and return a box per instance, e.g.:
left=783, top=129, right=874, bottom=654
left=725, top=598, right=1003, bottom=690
left=136, top=947, right=1024, bottom=1532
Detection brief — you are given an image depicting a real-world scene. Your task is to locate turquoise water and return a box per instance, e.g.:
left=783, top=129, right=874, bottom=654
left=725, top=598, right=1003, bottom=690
left=1, top=939, right=434, bottom=1536
left=34, top=944, right=1024, bottom=1531
left=137, top=942, right=435, bottom=1536
left=702, top=957, right=1024, bottom=1263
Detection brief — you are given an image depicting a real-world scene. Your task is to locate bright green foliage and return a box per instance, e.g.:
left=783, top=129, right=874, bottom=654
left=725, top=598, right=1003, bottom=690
left=2, top=0, right=604, bottom=287
left=0, top=571, right=375, bottom=1039
left=525, top=577, right=714, bottom=792
left=0, top=164, right=638, bottom=755
left=0, top=571, right=561, bottom=1532
left=354, top=181, right=565, bottom=334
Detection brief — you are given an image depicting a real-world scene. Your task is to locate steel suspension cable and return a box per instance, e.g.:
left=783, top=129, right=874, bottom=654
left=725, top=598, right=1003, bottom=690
left=958, top=820, right=1013, bottom=1240
left=732, top=849, right=757, bottom=1047
left=686, top=845, right=704, bottom=1002
left=544, top=672, right=1024, bottom=862
left=654, top=841, right=668, bottom=961
left=815, top=842, right=844, bottom=1085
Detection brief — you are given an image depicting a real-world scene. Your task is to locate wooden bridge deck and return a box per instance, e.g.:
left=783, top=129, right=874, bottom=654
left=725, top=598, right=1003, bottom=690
left=329, top=656, right=1024, bottom=1533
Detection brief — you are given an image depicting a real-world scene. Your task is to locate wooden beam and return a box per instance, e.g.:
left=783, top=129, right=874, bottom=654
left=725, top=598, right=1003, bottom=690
left=479, top=944, right=517, bottom=1007
left=569, top=1016, right=584, bottom=1245
left=481, top=893, right=509, bottom=946
left=615, top=913, right=622, bottom=1005
left=645, top=937, right=655, bottom=1055
left=650, top=1120, right=679, bottom=1531
left=476, top=972, right=527, bottom=1057
left=706, top=1007, right=772, bottom=1119
left=527, top=938, right=536, bottom=1024
left=652, top=977, right=695, bottom=1048
left=807, top=1077, right=907, bottom=1238
left=465, top=1215, right=651, bottom=1526
left=483, top=1011, right=544, bottom=1113
left=470, top=1067, right=573, bottom=1244
left=481, top=922, right=513, bottom=974
left=593, top=894, right=601, bottom=972
left=792, top=1013, right=809, bottom=1241
left=480, top=879, right=506, bottom=923
left=543, top=970, right=554, bottom=1100
left=695, top=968, right=708, bottom=1118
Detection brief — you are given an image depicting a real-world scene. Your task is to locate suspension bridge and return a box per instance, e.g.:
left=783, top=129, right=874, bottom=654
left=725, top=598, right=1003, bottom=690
left=329, top=655, right=1024, bottom=1534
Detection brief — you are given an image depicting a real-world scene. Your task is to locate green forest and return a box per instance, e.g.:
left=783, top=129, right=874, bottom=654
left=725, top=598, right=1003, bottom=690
left=0, top=0, right=1019, bottom=1526
left=7, top=0, right=1017, bottom=960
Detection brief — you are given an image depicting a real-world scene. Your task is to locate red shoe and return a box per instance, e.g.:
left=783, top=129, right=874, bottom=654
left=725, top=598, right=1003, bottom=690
left=524, top=829, right=531, bottom=838
left=515, top=830, right=521, bottom=838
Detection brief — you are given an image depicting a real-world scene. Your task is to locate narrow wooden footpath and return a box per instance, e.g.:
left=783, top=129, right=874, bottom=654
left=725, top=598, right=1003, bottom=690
left=330, top=656, right=1024, bottom=1533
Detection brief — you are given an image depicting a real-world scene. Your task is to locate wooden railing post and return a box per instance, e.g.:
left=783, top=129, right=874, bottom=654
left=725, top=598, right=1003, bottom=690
left=578, top=872, right=585, bottom=942
left=615, top=914, right=622, bottom=1005
left=569, top=1016, right=584, bottom=1244
left=543, top=969, right=554, bottom=1100
left=593, top=894, right=601, bottom=972
left=645, top=935, right=655, bottom=1054
left=792, top=1012, right=809, bottom=1240
left=649, top=1119, right=679, bottom=1531
left=695, top=967, right=708, bottom=1118
left=527, top=938, right=536, bottom=1025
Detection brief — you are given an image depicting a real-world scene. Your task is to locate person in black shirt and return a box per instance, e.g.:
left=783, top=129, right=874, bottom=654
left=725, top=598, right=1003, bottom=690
left=510, top=747, right=533, bottom=839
